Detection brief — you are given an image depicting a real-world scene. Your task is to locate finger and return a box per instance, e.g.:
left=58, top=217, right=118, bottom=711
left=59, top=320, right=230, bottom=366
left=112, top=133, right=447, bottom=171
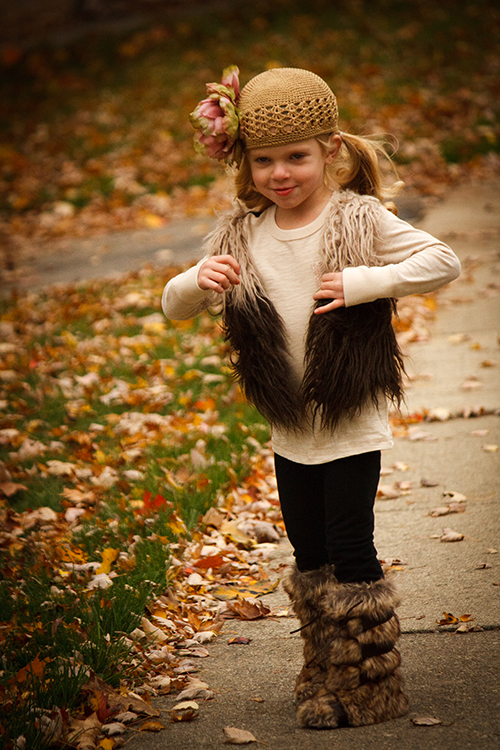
left=217, top=255, right=241, bottom=275
left=313, top=288, right=341, bottom=300
left=313, top=298, right=345, bottom=314
left=212, top=262, right=240, bottom=286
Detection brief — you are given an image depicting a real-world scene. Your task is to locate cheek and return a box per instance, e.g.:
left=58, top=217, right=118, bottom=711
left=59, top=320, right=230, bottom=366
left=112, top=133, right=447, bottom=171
left=250, top=167, right=265, bottom=187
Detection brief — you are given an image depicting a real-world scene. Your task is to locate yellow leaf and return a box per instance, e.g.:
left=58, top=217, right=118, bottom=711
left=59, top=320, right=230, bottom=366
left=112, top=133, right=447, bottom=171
left=167, top=511, right=187, bottom=536
left=57, top=544, right=87, bottom=564
left=97, top=548, right=119, bottom=575
left=220, top=521, right=255, bottom=550
left=99, top=739, right=115, bottom=749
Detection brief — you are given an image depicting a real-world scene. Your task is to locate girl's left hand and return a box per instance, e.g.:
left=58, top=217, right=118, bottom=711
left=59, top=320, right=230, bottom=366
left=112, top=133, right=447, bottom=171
left=313, top=272, right=345, bottom=314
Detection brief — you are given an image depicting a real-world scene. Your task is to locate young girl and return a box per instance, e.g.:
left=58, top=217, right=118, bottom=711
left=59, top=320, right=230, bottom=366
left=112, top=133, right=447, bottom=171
left=162, top=67, right=460, bottom=730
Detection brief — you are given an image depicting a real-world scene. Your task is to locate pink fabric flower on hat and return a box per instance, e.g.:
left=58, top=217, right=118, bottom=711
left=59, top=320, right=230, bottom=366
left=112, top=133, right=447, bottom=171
left=190, top=65, right=242, bottom=165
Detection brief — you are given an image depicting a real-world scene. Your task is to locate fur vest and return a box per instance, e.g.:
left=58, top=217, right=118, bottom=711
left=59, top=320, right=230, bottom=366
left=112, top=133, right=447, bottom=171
left=203, top=191, right=405, bottom=431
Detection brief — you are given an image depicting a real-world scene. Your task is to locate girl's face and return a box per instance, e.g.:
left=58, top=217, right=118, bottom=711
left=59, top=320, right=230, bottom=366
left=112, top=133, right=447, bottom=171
left=247, top=136, right=340, bottom=222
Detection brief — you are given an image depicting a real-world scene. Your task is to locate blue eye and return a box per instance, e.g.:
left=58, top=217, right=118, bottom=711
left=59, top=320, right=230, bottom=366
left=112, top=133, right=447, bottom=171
left=290, top=153, right=306, bottom=161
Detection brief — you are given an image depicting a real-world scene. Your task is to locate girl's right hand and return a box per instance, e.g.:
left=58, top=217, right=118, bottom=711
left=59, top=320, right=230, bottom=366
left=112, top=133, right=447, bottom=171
left=197, top=255, right=241, bottom=293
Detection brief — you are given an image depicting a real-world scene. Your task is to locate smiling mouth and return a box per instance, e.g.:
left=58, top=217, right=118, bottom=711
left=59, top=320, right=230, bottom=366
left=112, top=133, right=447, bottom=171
left=273, top=187, right=295, bottom=196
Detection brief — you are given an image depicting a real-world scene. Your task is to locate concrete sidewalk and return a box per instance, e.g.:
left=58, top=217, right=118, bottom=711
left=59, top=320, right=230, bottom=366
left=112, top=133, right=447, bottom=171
left=121, top=181, right=500, bottom=750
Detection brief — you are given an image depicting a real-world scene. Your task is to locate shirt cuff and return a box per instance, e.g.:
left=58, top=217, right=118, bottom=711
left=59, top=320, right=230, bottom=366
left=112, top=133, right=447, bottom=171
left=343, top=265, right=396, bottom=306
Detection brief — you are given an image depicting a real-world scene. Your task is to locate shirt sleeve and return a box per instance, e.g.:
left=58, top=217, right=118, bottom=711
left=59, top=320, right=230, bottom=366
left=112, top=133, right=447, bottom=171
left=342, top=209, right=461, bottom=307
left=161, top=259, right=218, bottom=320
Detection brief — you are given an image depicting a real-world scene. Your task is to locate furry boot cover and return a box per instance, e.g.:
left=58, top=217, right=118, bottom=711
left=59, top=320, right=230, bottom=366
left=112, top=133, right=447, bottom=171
left=283, top=565, right=409, bottom=729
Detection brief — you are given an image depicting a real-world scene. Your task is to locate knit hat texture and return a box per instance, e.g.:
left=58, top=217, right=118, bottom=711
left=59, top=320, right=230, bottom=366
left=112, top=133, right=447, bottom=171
left=239, top=67, right=338, bottom=149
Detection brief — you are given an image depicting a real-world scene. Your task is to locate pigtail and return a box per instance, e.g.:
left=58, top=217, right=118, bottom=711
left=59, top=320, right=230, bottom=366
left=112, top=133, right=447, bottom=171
left=330, top=133, right=403, bottom=214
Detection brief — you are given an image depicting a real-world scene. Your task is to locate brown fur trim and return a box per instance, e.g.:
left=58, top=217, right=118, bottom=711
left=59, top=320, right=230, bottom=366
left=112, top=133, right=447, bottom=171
left=324, top=649, right=402, bottom=693
left=336, top=673, right=409, bottom=726
left=360, top=649, right=402, bottom=682
left=223, top=292, right=303, bottom=430
left=322, top=576, right=401, bottom=622
left=301, top=299, right=406, bottom=431
left=296, top=691, right=349, bottom=729
left=283, top=564, right=338, bottom=622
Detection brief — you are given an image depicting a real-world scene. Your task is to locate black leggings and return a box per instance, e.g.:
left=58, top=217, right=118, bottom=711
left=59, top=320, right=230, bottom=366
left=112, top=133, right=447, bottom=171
left=274, top=451, right=383, bottom=583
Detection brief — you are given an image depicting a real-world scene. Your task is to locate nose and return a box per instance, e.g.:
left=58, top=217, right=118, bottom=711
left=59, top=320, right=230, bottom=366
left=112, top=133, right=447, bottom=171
left=271, top=162, right=290, bottom=181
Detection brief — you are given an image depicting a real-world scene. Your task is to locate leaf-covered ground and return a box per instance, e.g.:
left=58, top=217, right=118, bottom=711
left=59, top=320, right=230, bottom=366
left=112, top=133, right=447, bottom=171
left=1, top=0, right=499, bottom=255
left=0, top=266, right=284, bottom=747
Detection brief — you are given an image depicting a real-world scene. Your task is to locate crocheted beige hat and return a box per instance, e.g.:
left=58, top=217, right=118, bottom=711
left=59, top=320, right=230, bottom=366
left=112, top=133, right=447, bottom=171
left=239, top=67, right=338, bottom=149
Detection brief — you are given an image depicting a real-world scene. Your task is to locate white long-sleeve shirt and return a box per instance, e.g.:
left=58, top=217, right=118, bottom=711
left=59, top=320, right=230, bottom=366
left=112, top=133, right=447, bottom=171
left=162, top=195, right=460, bottom=464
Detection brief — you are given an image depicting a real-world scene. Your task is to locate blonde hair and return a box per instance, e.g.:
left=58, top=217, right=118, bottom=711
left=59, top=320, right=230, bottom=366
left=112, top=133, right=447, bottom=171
left=234, top=132, right=402, bottom=214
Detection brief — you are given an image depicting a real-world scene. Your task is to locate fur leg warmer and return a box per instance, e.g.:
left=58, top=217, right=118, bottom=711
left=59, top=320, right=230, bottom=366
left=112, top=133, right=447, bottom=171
left=283, top=565, right=409, bottom=729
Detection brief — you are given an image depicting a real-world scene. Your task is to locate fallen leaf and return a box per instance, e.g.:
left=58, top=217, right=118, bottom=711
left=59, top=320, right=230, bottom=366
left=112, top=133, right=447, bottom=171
left=482, top=444, right=498, bottom=452
left=429, top=500, right=466, bottom=517
left=169, top=701, right=199, bottom=722
left=201, top=507, right=226, bottom=529
left=437, top=612, right=459, bottom=625
left=141, top=617, right=169, bottom=643
left=456, top=621, right=484, bottom=633
left=392, top=461, right=410, bottom=472
left=177, top=678, right=214, bottom=701
left=440, top=527, right=464, bottom=542
left=96, top=548, right=119, bottom=575
left=377, top=484, right=400, bottom=499
left=138, top=720, right=166, bottom=732
left=194, top=554, right=225, bottom=570
left=101, top=723, right=126, bottom=736
left=67, top=713, right=102, bottom=749
left=412, top=716, right=442, bottom=726
left=192, top=630, right=217, bottom=644
left=0, top=481, right=28, bottom=496
left=228, top=636, right=252, bottom=645
left=220, top=520, right=255, bottom=550
left=420, top=478, right=439, bottom=487
left=46, top=459, right=78, bottom=476
left=475, top=562, right=492, bottom=569
left=441, top=491, right=466, bottom=503
left=461, top=379, right=482, bottom=390
left=223, top=726, right=258, bottom=744
left=429, top=506, right=454, bottom=517
left=211, top=580, right=278, bottom=600
left=219, top=597, right=271, bottom=620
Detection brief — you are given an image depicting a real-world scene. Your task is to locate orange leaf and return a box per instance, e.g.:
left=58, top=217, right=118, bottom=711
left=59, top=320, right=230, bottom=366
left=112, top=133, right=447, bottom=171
left=9, top=654, right=49, bottom=685
left=194, top=554, right=224, bottom=570
left=139, top=719, right=166, bottom=731
left=437, top=612, right=459, bottom=625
